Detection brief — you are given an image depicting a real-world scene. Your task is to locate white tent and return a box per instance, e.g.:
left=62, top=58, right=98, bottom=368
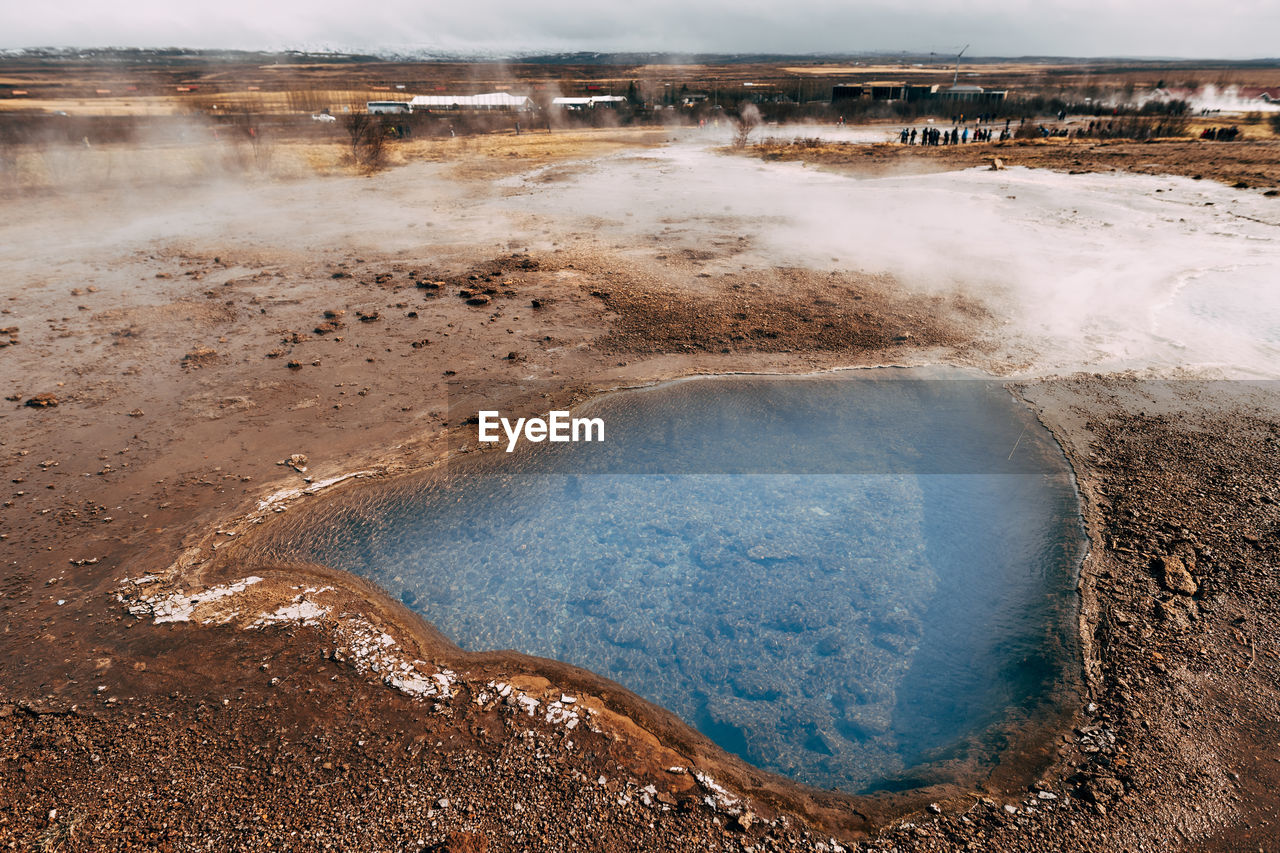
left=551, top=95, right=628, bottom=110
left=408, top=92, right=533, bottom=110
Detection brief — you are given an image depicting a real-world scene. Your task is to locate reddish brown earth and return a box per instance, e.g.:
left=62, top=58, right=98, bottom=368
left=749, top=137, right=1280, bottom=192
left=2, top=136, right=1279, bottom=852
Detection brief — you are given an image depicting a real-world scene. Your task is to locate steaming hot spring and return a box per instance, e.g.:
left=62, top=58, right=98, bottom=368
left=258, top=371, right=1087, bottom=792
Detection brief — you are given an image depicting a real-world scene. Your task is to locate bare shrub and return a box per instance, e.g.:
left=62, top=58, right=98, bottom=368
left=1152, top=115, right=1190, bottom=137
left=222, top=109, right=273, bottom=173
left=1014, top=121, right=1041, bottom=140
left=344, top=113, right=388, bottom=172
left=731, top=104, right=762, bottom=149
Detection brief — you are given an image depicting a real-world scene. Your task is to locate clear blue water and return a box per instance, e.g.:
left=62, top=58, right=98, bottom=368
left=275, top=372, right=1085, bottom=793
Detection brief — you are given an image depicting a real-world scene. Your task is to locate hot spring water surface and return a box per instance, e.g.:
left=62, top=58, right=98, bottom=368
left=281, top=372, right=1085, bottom=793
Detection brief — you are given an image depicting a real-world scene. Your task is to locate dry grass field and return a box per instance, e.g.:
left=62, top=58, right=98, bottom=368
left=3, top=54, right=1278, bottom=115
left=1, top=53, right=1276, bottom=196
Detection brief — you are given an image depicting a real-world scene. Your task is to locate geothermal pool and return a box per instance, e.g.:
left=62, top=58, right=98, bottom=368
left=277, top=371, right=1086, bottom=792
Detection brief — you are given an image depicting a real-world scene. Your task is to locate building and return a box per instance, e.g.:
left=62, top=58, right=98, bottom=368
left=831, top=84, right=863, bottom=102
left=832, top=82, right=1004, bottom=104
left=936, top=85, right=1007, bottom=103
left=903, top=84, right=939, bottom=102
left=865, top=81, right=907, bottom=101
left=407, top=93, right=534, bottom=112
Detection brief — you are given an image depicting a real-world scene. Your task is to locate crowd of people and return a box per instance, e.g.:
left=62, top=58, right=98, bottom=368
left=892, top=115, right=1233, bottom=145
left=898, top=122, right=1010, bottom=145
left=1200, top=126, right=1241, bottom=141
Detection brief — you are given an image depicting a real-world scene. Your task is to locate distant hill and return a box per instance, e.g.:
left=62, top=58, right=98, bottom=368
left=1, top=46, right=1277, bottom=68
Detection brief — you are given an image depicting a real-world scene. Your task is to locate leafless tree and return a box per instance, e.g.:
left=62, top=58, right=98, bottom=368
left=344, top=112, right=388, bottom=172
left=227, top=107, right=273, bottom=173
left=732, top=103, right=762, bottom=149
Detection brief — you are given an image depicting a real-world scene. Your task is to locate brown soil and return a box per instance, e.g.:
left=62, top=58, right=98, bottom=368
left=588, top=264, right=985, bottom=355
left=2, top=134, right=1279, bottom=852
left=748, top=137, right=1280, bottom=192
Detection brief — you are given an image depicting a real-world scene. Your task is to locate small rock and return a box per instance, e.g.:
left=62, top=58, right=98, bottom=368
left=25, top=393, right=59, bottom=408
left=1083, top=776, right=1125, bottom=804
left=747, top=543, right=796, bottom=562
left=181, top=348, right=219, bottom=368
left=1154, top=554, right=1197, bottom=595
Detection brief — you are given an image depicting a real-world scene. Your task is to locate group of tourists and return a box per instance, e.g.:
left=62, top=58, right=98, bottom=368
left=1200, top=126, right=1241, bottom=141
left=899, top=124, right=1007, bottom=145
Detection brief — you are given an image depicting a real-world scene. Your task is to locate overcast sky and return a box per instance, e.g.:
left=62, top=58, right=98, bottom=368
left=1, top=0, right=1276, bottom=59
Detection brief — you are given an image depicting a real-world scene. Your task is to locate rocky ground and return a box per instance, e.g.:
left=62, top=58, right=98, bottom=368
left=2, top=133, right=1279, bottom=851
left=747, top=136, right=1280, bottom=192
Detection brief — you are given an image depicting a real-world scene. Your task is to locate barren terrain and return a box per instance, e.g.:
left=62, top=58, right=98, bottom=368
left=748, top=136, right=1280, bottom=192
left=3, top=56, right=1280, bottom=852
